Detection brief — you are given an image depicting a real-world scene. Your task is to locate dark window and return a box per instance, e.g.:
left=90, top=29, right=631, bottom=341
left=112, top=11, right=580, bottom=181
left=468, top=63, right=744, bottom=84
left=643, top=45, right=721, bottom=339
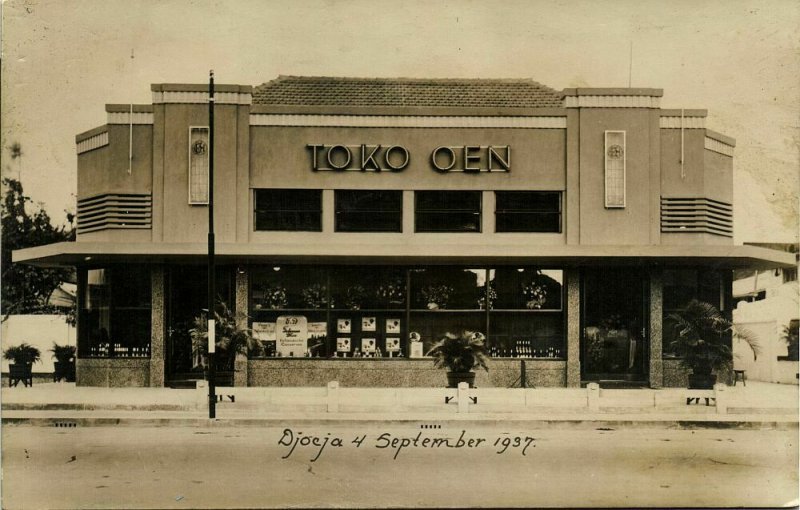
left=254, top=189, right=321, bottom=231
left=80, top=265, right=152, bottom=358
left=495, top=191, right=561, bottom=233
left=415, top=191, right=481, bottom=232
left=335, top=190, right=402, bottom=232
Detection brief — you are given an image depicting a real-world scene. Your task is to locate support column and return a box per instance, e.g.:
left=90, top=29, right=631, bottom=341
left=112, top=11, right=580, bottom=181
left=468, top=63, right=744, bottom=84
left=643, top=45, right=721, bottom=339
left=234, top=266, right=249, bottom=387
left=649, top=269, right=664, bottom=389
left=566, top=268, right=581, bottom=387
left=149, top=266, right=166, bottom=387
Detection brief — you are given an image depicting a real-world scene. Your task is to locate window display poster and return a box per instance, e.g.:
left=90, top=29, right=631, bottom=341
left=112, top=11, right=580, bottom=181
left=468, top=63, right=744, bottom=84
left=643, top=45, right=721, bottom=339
left=252, top=322, right=276, bottom=341
left=276, top=315, right=308, bottom=357
left=362, top=316, right=376, bottom=332
left=385, top=337, right=400, bottom=352
left=337, top=337, right=351, bottom=352
left=386, top=318, right=401, bottom=334
left=362, top=338, right=376, bottom=353
left=337, top=318, right=351, bottom=334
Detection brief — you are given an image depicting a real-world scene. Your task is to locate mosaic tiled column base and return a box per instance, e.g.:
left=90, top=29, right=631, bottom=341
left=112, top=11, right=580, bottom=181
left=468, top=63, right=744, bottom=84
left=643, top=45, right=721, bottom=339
left=149, top=265, right=166, bottom=387
left=566, top=269, right=581, bottom=387
left=234, top=266, right=249, bottom=387
left=649, top=269, right=663, bottom=389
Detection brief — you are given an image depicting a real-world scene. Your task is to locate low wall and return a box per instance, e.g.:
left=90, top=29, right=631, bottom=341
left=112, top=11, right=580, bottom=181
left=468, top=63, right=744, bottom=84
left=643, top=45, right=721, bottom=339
left=247, top=359, right=567, bottom=388
left=76, top=358, right=151, bottom=387
left=662, top=359, right=732, bottom=387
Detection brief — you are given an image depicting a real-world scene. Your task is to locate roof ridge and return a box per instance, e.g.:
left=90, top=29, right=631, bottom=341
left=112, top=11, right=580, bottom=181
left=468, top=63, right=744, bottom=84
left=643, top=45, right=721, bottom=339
left=252, top=76, right=564, bottom=108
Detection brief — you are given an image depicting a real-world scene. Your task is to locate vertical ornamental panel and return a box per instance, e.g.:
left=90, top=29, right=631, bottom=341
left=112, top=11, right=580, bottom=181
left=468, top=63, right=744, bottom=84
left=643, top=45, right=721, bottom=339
left=604, top=130, right=626, bottom=208
left=188, top=127, right=210, bottom=204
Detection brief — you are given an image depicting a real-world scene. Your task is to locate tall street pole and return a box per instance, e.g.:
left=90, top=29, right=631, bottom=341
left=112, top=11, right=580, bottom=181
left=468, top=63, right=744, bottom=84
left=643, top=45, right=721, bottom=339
left=208, top=70, right=217, bottom=419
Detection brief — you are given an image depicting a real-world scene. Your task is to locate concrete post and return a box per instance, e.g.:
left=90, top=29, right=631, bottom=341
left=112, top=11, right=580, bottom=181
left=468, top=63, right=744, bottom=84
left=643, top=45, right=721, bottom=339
left=149, top=266, right=166, bottom=387
left=457, top=382, right=470, bottom=414
left=196, top=380, right=208, bottom=410
left=327, top=381, right=339, bottom=413
left=566, top=269, right=582, bottom=387
left=714, top=383, right=727, bottom=414
left=587, top=382, right=600, bottom=411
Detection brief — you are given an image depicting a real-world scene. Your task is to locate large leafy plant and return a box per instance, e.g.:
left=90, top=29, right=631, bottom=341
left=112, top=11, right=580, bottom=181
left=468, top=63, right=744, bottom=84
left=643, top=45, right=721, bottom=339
left=667, top=299, right=759, bottom=374
left=426, top=331, right=489, bottom=373
left=190, top=302, right=262, bottom=371
left=49, top=343, right=76, bottom=364
left=3, top=343, right=42, bottom=365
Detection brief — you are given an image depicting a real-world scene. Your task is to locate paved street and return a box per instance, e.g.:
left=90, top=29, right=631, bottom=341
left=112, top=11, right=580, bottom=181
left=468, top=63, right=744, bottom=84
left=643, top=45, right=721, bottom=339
left=2, top=423, right=797, bottom=509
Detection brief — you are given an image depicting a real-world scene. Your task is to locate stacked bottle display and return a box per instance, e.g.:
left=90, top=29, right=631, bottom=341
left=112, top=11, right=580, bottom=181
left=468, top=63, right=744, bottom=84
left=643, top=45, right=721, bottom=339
left=489, top=340, right=561, bottom=358
left=88, top=343, right=151, bottom=358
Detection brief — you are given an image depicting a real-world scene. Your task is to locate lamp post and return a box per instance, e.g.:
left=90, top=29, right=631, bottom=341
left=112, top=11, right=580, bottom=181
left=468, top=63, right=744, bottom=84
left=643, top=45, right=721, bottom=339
left=207, top=70, right=216, bottom=419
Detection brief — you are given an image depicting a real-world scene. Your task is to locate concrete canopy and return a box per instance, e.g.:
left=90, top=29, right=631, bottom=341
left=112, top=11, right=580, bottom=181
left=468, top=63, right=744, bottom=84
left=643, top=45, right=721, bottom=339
left=14, top=241, right=796, bottom=270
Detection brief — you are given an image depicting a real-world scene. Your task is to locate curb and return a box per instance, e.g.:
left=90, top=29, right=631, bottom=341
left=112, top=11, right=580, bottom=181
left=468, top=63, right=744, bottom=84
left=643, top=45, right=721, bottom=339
left=3, top=413, right=797, bottom=430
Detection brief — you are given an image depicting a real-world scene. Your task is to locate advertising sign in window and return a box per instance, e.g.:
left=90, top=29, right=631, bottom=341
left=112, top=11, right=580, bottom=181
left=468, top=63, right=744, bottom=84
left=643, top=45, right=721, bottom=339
left=276, top=316, right=308, bottom=357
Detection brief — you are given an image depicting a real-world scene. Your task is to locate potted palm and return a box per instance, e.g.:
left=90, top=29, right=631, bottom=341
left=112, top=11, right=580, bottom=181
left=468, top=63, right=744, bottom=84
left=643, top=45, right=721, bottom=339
left=426, top=331, right=489, bottom=388
left=190, top=302, right=262, bottom=386
left=667, top=299, right=759, bottom=389
left=50, top=343, right=76, bottom=382
left=3, top=343, right=41, bottom=387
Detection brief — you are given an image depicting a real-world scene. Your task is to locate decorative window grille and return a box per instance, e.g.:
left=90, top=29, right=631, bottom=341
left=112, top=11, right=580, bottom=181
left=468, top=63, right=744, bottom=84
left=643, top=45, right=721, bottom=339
left=188, top=127, right=210, bottom=204
left=604, top=131, right=626, bottom=208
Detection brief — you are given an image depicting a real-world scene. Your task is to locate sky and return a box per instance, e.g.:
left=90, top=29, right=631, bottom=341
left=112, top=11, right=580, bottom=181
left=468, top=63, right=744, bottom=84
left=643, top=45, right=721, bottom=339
left=2, top=0, right=798, bottom=242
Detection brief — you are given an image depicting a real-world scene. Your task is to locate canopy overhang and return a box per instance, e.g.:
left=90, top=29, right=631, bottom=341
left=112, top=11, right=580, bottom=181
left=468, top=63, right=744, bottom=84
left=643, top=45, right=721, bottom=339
left=13, top=241, right=797, bottom=270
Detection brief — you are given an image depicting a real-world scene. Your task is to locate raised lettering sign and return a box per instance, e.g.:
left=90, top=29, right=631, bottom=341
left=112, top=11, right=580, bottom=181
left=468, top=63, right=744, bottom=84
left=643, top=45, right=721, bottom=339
left=308, top=144, right=409, bottom=172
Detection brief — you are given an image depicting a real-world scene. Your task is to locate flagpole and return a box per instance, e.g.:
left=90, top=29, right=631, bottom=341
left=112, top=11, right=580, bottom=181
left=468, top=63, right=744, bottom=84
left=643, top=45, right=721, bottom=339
left=208, top=70, right=216, bottom=419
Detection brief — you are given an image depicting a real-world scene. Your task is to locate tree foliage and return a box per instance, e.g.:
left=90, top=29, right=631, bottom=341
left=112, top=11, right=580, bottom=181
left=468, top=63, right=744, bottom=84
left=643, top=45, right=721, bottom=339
left=1, top=177, right=75, bottom=319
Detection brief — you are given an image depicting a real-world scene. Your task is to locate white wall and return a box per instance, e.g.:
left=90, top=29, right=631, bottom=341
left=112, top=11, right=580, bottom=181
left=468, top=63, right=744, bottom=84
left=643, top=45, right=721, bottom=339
left=1, top=315, right=76, bottom=373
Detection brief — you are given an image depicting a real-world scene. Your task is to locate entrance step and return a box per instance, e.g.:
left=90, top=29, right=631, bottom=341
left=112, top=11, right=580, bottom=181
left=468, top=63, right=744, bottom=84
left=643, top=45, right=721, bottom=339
left=167, top=379, right=200, bottom=389
left=597, top=380, right=649, bottom=389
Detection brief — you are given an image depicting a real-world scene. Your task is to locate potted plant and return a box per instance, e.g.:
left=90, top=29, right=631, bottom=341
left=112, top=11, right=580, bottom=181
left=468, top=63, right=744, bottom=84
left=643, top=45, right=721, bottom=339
left=779, top=320, right=799, bottom=361
left=50, top=343, right=76, bottom=382
left=344, top=285, right=367, bottom=310
left=3, top=343, right=41, bottom=387
left=190, top=302, right=262, bottom=385
left=426, top=331, right=489, bottom=388
left=667, top=299, right=759, bottom=389
left=420, top=285, right=453, bottom=310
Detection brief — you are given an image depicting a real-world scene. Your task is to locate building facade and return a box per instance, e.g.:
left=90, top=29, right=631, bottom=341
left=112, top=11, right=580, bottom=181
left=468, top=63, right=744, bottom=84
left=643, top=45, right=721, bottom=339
left=15, top=76, right=795, bottom=388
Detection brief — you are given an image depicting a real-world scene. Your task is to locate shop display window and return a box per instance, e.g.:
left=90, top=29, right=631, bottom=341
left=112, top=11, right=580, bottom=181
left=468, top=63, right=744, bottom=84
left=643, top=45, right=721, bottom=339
left=335, top=190, right=402, bottom=232
left=495, top=191, right=561, bottom=233
left=247, top=264, right=566, bottom=360
left=415, top=191, right=481, bottom=232
left=254, top=189, right=322, bottom=231
left=410, top=267, right=486, bottom=310
left=80, top=265, right=152, bottom=358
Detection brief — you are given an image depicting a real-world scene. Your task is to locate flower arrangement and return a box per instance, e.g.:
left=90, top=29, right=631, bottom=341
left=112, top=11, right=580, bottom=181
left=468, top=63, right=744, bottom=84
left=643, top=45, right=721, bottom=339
left=376, top=278, right=405, bottom=305
left=522, top=282, right=547, bottom=309
left=260, top=284, right=288, bottom=310
left=599, top=314, right=625, bottom=330
left=344, top=285, right=367, bottom=310
left=420, top=285, right=453, bottom=310
left=477, top=285, right=497, bottom=310
left=301, top=283, right=328, bottom=309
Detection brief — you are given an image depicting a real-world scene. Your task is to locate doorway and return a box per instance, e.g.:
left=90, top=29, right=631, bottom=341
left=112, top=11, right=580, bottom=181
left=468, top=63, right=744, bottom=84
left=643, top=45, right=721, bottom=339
left=165, top=265, right=234, bottom=384
left=581, top=268, right=649, bottom=384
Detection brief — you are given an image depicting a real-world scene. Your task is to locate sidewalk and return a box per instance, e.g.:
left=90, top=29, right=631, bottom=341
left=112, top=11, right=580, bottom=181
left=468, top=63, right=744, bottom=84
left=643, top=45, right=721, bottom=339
left=2, top=380, right=797, bottom=428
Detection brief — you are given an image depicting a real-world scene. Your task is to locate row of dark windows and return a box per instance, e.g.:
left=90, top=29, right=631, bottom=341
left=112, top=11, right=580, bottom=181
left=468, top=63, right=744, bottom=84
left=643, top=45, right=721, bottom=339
left=253, top=190, right=562, bottom=233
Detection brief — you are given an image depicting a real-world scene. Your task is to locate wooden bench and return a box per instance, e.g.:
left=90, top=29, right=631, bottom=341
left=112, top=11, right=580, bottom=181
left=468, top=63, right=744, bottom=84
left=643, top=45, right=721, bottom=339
left=685, top=389, right=716, bottom=406
left=444, top=388, right=477, bottom=404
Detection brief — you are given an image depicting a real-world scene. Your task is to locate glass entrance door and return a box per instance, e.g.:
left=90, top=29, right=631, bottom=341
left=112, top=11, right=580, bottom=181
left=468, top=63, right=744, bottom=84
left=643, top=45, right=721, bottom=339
left=165, top=266, right=234, bottom=382
left=581, top=268, right=648, bottom=382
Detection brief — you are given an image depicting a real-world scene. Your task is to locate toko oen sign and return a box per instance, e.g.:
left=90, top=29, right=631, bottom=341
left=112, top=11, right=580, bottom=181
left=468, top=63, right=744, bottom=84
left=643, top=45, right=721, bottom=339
left=307, top=144, right=510, bottom=173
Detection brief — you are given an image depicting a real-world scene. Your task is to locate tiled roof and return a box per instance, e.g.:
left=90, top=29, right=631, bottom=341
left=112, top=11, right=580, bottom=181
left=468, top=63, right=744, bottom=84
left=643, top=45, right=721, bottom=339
left=252, top=76, right=563, bottom=108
